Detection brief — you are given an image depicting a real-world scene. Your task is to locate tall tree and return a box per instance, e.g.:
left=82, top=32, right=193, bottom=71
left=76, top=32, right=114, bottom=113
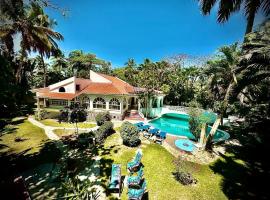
left=198, top=0, right=270, bottom=34
left=0, top=2, right=63, bottom=84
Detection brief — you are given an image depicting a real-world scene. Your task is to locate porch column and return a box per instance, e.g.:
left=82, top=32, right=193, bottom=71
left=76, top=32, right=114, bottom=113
left=138, top=99, right=141, bottom=110
left=37, top=97, right=41, bottom=120
left=89, top=98, right=93, bottom=111
left=106, top=100, right=109, bottom=110
left=68, top=100, right=71, bottom=106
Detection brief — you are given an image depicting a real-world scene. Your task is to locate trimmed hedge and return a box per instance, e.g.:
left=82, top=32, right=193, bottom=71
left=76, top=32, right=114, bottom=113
left=120, top=121, right=141, bottom=147
left=95, top=121, right=114, bottom=144
left=95, top=112, right=111, bottom=126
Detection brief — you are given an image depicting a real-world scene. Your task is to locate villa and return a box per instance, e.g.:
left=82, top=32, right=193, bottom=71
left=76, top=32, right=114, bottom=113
left=35, top=70, right=165, bottom=120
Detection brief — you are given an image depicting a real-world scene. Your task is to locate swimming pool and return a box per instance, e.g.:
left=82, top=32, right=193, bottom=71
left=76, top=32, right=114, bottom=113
left=149, top=113, right=229, bottom=142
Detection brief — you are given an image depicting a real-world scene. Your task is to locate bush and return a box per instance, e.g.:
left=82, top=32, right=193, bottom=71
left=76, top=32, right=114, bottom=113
left=95, top=112, right=111, bottom=126
left=34, top=110, right=48, bottom=120
left=35, top=109, right=60, bottom=120
left=120, top=121, right=141, bottom=147
left=173, top=156, right=197, bottom=185
left=95, top=121, right=114, bottom=144
left=174, top=171, right=197, bottom=185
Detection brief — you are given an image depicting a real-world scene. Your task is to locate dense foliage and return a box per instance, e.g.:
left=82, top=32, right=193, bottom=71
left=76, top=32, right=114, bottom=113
left=94, top=121, right=114, bottom=144
left=120, top=121, right=141, bottom=147
left=95, top=112, right=111, bottom=126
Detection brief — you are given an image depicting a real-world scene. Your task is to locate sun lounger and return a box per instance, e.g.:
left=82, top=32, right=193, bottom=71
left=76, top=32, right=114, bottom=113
left=148, top=128, right=159, bottom=135
left=108, top=164, right=122, bottom=197
left=127, top=167, right=144, bottom=187
left=138, top=125, right=150, bottom=131
left=127, top=150, right=143, bottom=172
left=156, top=131, right=167, bottom=144
left=134, top=122, right=144, bottom=127
left=128, top=180, right=147, bottom=200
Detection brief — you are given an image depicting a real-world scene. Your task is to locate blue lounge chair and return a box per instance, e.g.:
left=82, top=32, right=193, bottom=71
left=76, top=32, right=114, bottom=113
left=127, top=167, right=144, bottom=187
left=128, top=180, right=147, bottom=200
left=127, top=151, right=142, bottom=172
left=148, top=128, right=159, bottom=135
left=138, top=125, right=150, bottom=132
left=108, top=164, right=122, bottom=197
left=156, top=131, right=167, bottom=144
left=134, top=122, right=144, bottom=127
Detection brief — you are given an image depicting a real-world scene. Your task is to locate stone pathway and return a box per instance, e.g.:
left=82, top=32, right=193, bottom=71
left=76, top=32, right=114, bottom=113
left=28, top=117, right=98, bottom=140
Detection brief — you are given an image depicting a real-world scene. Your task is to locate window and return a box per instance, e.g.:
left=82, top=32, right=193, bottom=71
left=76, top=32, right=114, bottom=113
left=59, top=87, right=65, bottom=92
left=76, top=84, right=80, bottom=91
left=93, top=97, right=106, bottom=109
left=109, top=98, right=120, bottom=110
left=82, top=96, right=90, bottom=109
left=50, top=99, right=68, bottom=106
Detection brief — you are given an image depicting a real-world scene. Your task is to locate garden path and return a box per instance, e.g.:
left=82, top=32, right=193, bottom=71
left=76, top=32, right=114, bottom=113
left=28, top=117, right=99, bottom=140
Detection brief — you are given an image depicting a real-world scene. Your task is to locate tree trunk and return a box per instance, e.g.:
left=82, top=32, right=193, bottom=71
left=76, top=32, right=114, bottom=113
left=41, top=56, right=47, bottom=88
left=208, top=116, right=221, bottom=140
left=221, top=81, right=234, bottom=124
left=199, top=123, right=207, bottom=150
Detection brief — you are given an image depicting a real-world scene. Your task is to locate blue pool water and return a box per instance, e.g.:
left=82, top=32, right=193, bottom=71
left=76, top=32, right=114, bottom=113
left=149, top=113, right=229, bottom=142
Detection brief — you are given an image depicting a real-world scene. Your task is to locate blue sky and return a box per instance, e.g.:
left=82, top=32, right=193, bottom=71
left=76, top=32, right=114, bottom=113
left=47, top=0, right=265, bottom=67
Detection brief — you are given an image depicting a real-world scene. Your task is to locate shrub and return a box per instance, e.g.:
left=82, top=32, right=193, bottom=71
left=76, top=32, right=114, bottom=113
left=95, top=121, right=114, bottom=144
left=95, top=112, right=111, bottom=126
left=120, top=121, right=141, bottom=147
left=188, top=107, right=202, bottom=141
left=174, top=171, right=197, bottom=185
left=34, top=110, right=48, bottom=120
left=173, top=156, right=197, bottom=185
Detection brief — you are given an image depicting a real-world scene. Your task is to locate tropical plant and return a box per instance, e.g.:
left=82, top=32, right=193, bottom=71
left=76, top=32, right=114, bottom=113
left=198, top=0, right=270, bottom=34
left=0, top=2, right=63, bottom=83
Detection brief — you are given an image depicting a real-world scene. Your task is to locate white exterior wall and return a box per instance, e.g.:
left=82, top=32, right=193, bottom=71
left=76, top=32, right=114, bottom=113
left=89, top=70, right=111, bottom=83
left=49, top=77, right=76, bottom=93
left=51, top=82, right=76, bottom=93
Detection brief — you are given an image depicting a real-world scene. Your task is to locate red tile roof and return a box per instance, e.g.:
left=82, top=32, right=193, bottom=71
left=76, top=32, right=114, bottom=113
left=35, top=73, right=138, bottom=99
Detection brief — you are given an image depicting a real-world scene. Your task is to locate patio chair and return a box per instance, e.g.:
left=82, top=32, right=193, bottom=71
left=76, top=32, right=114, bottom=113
left=128, top=180, right=147, bottom=200
left=148, top=128, right=159, bottom=135
left=134, top=122, right=144, bottom=127
left=137, top=125, right=150, bottom=132
left=156, top=131, right=167, bottom=144
left=108, top=164, right=122, bottom=197
left=127, top=167, right=144, bottom=187
left=127, top=150, right=143, bottom=172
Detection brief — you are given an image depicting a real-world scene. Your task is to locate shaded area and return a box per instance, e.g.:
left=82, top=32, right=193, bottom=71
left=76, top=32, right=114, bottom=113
left=210, top=119, right=270, bottom=199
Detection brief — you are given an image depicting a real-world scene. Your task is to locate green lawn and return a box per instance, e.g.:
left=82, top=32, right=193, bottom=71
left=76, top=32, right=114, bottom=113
left=40, top=119, right=96, bottom=128
left=0, top=118, right=48, bottom=155
left=53, top=129, right=88, bottom=137
left=100, top=132, right=227, bottom=200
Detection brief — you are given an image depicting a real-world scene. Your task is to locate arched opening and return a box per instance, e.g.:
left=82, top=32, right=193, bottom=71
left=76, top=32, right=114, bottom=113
left=109, top=98, right=120, bottom=110
left=93, top=97, right=106, bottom=109
left=59, top=87, right=65, bottom=92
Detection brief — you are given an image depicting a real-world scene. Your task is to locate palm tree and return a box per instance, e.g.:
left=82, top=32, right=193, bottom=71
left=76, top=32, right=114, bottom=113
left=198, top=0, right=270, bottom=34
left=0, top=2, right=63, bottom=84
left=203, top=43, right=240, bottom=144
left=51, top=50, right=68, bottom=75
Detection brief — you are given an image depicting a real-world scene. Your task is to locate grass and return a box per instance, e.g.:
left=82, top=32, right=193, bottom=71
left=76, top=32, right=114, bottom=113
left=0, top=117, right=48, bottom=155
left=100, top=132, right=227, bottom=200
left=40, top=119, right=96, bottom=128
left=53, top=129, right=87, bottom=137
